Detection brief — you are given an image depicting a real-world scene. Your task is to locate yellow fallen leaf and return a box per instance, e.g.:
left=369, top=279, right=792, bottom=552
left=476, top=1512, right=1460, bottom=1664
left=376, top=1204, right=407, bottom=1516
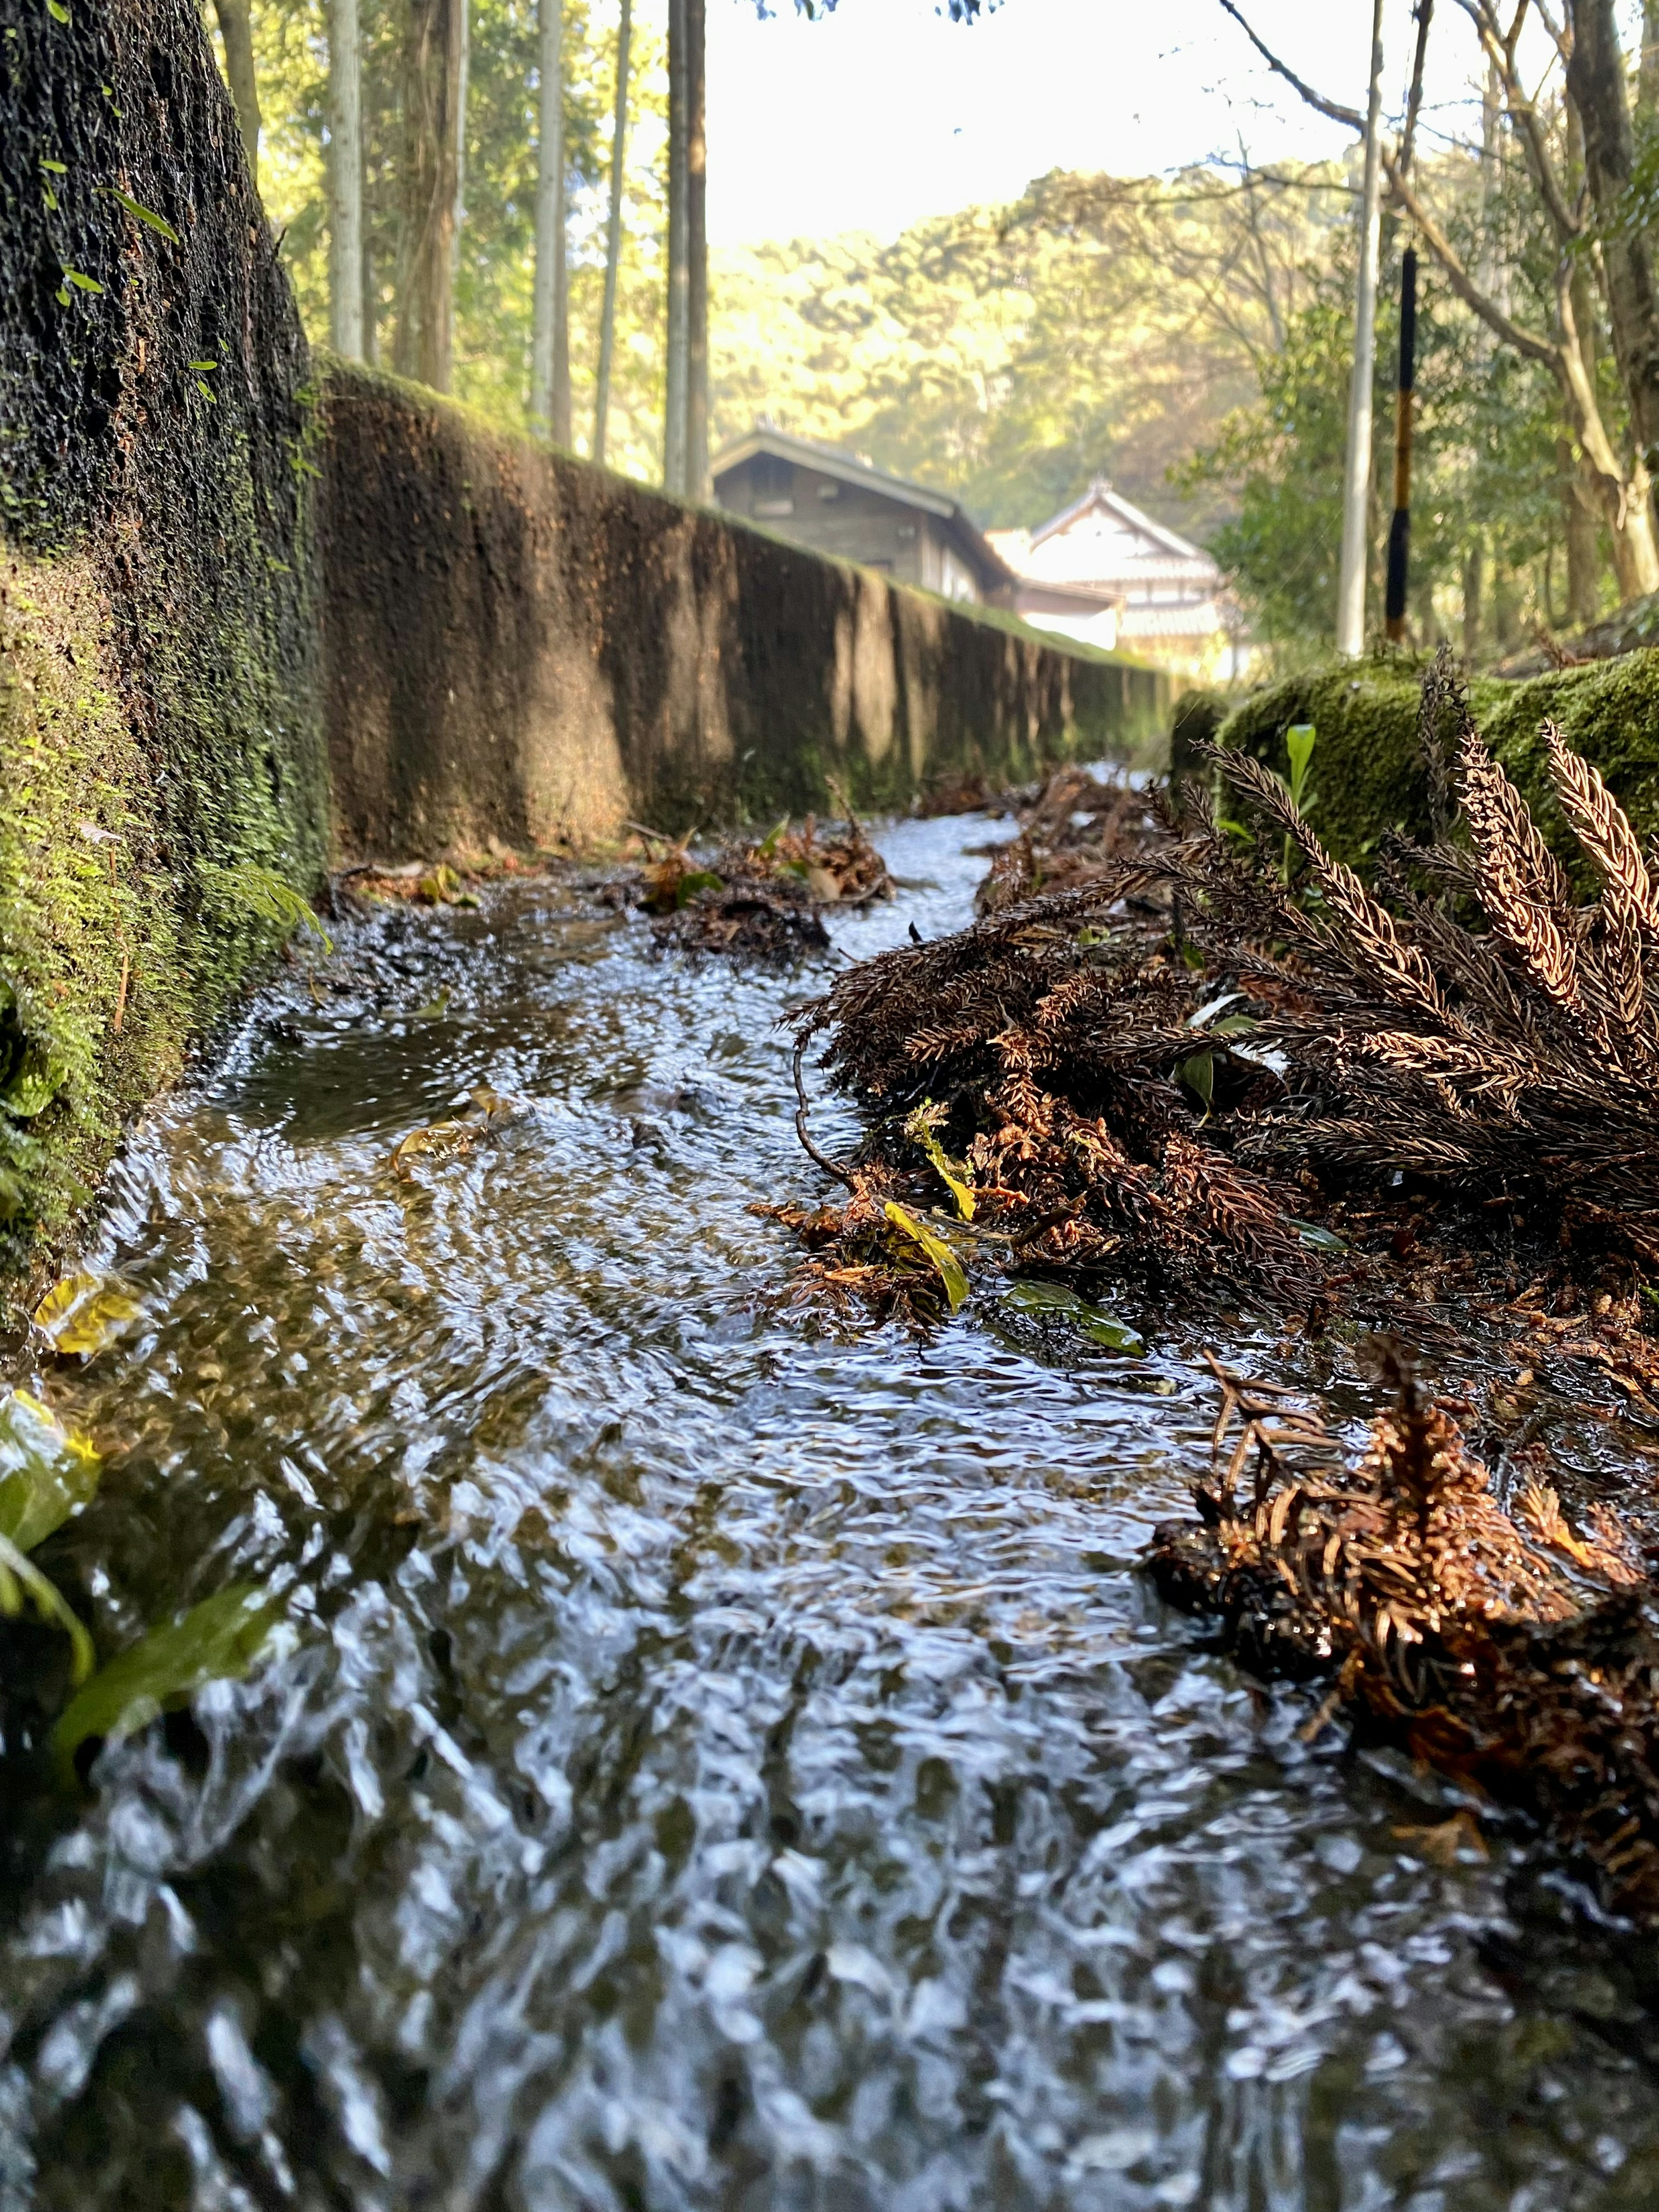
left=884, top=1201, right=970, bottom=1313
left=33, top=1273, right=142, bottom=1357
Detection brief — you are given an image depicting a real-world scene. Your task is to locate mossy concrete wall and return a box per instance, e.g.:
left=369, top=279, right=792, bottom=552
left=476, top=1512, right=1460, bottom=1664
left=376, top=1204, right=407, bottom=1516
left=1213, top=654, right=1659, bottom=874
left=0, top=0, right=328, bottom=1277
left=316, top=359, right=1169, bottom=856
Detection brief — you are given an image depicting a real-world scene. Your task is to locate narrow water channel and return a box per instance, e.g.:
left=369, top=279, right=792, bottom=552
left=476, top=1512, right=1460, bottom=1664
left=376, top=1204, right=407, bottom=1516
left=4, top=810, right=1659, bottom=2210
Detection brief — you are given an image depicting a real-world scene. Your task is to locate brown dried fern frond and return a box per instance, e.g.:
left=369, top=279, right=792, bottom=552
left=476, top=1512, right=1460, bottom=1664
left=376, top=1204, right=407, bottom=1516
left=1149, top=1364, right=1659, bottom=1922
left=1545, top=718, right=1659, bottom=933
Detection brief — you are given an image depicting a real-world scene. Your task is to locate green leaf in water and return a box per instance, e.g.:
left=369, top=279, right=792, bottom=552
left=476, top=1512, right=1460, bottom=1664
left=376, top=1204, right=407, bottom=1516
left=1291, top=1218, right=1349, bottom=1253
left=756, top=816, right=791, bottom=858
left=1178, top=1049, right=1215, bottom=1119
left=675, top=869, right=723, bottom=908
left=0, top=1388, right=100, bottom=1553
left=413, top=988, right=451, bottom=1020
left=883, top=1201, right=969, bottom=1313
left=903, top=1099, right=975, bottom=1220
left=0, top=1534, right=93, bottom=1684
left=1001, top=1278, right=1145, bottom=1354
left=54, top=1585, right=278, bottom=1780
left=33, top=1271, right=141, bottom=1357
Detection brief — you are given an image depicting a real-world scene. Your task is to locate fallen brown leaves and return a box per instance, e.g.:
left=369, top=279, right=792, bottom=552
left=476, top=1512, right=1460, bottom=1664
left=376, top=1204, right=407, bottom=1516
left=1148, top=1352, right=1659, bottom=1922
left=603, top=811, right=892, bottom=963
left=774, top=663, right=1659, bottom=1332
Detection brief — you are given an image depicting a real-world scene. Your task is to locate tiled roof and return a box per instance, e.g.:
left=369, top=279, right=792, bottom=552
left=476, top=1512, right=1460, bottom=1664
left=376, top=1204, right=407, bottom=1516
left=1118, top=601, right=1230, bottom=639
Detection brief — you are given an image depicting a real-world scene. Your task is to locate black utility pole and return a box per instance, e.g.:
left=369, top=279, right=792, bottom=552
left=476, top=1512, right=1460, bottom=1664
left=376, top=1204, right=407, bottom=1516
left=1385, top=246, right=1418, bottom=643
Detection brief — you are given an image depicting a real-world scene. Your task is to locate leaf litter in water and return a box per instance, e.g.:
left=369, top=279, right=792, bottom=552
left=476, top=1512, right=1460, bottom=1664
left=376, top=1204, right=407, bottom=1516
left=1000, top=1279, right=1145, bottom=1354
left=391, top=1120, right=476, bottom=1177
left=33, top=1270, right=142, bottom=1356
left=54, top=1585, right=279, bottom=1781
left=883, top=1202, right=970, bottom=1313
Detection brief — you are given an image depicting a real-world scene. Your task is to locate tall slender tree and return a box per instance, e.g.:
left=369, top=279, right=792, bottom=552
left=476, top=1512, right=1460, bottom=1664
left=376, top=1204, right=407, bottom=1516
left=531, top=0, right=571, bottom=439
left=213, top=0, right=262, bottom=183
left=395, top=0, right=465, bottom=389
left=453, top=0, right=470, bottom=282
left=1335, top=0, right=1384, bottom=655
left=686, top=0, right=709, bottom=499
left=664, top=0, right=691, bottom=493
left=594, top=0, right=633, bottom=467
left=329, top=0, right=365, bottom=359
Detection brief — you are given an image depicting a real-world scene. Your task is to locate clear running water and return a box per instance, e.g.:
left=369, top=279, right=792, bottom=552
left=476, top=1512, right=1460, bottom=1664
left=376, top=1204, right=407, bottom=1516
left=4, top=811, right=1659, bottom=2211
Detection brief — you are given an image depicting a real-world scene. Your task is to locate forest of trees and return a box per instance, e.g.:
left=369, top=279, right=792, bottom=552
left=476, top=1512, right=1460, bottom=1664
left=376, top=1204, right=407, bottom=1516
left=223, top=0, right=1659, bottom=670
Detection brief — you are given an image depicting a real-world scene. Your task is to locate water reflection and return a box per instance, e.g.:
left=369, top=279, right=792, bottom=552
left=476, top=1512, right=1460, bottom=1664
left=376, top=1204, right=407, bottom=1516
left=1, top=809, right=1657, bottom=2209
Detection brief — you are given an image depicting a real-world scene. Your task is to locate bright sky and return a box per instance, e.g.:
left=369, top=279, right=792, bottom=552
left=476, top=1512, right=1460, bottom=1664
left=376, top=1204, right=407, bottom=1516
left=702, top=0, right=1626, bottom=247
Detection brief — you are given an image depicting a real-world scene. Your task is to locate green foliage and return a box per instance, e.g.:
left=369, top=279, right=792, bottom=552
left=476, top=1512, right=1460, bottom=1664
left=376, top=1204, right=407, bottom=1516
left=248, top=0, right=671, bottom=475
left=53, top=1585, right=278, bottom=1779
left=199, top=860, right=333, bottom=950
left=1185, top=135, right=1625, bottom=661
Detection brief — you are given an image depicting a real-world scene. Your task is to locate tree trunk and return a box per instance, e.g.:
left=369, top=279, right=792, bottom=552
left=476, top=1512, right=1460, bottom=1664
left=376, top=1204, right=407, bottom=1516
left=1462, top=541, right=1484, bottom=664
left=453, top=0, right=470, bottom=290
left=213, top=0, right=261, bottom=184
left=594, top=0, right=632, bottom=467
left=1335, top=0, right=1385, bottom=656
left=1567, top=0, right=1659, bottom=494
left=531, top=0, right=568, bottom=437
left=329, top=0, right=364, bottom=359
left=1558, top=437, right=1602, bottom=625
left=1644, top=0, right=1659, bottom=125
left=686, top=0, right=708, bottom=501
left=1554, top=264, right=1659, bottom=597
left=664, top=0, right=690, bottom=495
left=395, top=0, right=464, bottom=391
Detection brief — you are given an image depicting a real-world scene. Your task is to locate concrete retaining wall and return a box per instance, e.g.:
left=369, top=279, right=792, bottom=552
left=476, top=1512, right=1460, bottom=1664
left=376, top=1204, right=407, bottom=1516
left=316, top=359, right=1170, bottom=858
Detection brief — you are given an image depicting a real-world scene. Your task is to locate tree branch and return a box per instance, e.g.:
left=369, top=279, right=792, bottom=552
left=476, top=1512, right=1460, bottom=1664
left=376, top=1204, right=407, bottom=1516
left=1458, top=0, right=1580, bottom=243
left=1399, top=1, right=1435, bottom=177
left=1214, top=0, right=1363, bottom=130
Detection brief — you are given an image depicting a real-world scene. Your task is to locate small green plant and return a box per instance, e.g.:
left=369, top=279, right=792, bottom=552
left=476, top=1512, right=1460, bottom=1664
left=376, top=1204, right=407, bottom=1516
left=1280, top=722, right=1317, bottom=882
left=200, top=863, right=333, bottom=953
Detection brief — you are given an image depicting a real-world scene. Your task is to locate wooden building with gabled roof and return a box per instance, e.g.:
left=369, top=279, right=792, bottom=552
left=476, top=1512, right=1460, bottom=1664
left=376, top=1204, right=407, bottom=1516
left=988, top=478, right=1244, bottom=681
left=712, top=427, right=1018, bottom=607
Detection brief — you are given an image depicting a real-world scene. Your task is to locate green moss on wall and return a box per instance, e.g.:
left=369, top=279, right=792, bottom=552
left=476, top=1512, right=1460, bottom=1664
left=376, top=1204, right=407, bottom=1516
left=1215, top=650, right=1659, bottom=874
left=0, top=0, right=329, bottom=1288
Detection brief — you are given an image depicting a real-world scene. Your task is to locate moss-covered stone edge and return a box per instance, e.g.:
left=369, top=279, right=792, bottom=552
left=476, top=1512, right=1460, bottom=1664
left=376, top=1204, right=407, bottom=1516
left=1210, top=649, right=1659, bottom=876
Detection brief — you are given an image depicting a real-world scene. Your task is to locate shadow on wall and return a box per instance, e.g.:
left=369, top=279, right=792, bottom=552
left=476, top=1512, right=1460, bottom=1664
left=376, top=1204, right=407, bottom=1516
left=315, top=358, right=1170, bottom=857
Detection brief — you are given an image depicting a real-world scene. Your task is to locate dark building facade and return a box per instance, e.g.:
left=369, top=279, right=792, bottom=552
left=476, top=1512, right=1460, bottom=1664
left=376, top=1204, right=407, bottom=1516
left=712, top=428, right=1015, bottom=607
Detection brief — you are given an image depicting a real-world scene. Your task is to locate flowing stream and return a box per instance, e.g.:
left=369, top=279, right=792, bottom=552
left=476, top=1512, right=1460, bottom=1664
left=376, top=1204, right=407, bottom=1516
left=4, top=808, right=1659, bottom=2210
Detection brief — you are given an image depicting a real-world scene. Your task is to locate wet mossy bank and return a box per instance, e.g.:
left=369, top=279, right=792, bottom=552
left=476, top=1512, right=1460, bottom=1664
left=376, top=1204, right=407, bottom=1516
left=315, top=358, right=1170, bottom=855
left=0, top=0, right=328, bottom=1282
left=1200, top=655, right=1659, bottom=872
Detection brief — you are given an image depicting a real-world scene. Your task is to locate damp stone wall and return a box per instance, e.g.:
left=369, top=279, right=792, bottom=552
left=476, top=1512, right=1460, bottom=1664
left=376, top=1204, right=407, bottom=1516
left=316, top=359, right=1170, bottom=858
